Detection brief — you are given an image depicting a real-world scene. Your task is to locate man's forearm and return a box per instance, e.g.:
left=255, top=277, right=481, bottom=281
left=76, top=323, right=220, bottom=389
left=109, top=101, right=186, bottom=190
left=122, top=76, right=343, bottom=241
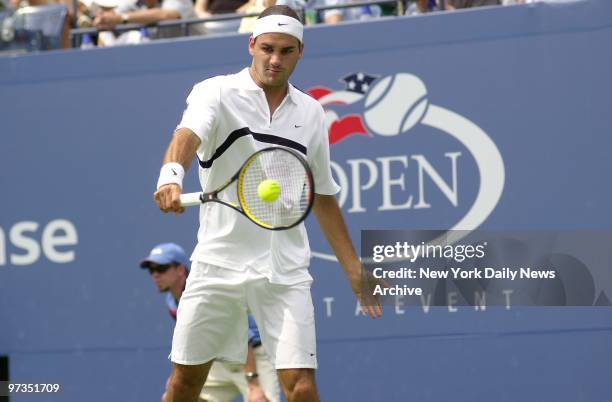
left=125, top=8, right=181, bottom=25
left=312, top=194, right=360, bottom=273
left=244, top=343, right=257, bottom=374
left=314, top=194, right=383, bottom=318
left=243, top=343, right=268, bottom=400
left=162, top=128, right=201, bottom=171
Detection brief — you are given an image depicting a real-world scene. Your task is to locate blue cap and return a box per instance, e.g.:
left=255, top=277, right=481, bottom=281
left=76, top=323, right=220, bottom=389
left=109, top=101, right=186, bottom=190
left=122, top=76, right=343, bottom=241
left=139, top=243, right=190, bottom=269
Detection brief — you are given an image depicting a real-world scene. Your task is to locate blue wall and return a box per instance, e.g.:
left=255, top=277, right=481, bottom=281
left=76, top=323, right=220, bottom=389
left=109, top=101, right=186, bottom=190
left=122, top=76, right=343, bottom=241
left=1, top=1, right=611, bottom=401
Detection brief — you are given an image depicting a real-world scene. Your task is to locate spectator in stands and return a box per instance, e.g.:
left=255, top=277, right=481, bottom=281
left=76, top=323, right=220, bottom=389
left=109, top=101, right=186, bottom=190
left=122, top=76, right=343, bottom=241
left=93, top=0, right=199, bottom=42
left=195, top=0, right=249, bottom=16
left=503, top=0, right=573, bottom=4
left=445, top=0, right=500, bottom=9
left=8, top=0, right=73, bottom=49
left=194, top=0, right=250, bottom=34
left=272, top=0, right=306, bottom=19
left=406, top=0, right=441, bottom=15
left=237, top=0, right=275, bottom=34
left=344, top=0, right=383, bottom=21
left=9, top=0, right=48, bottom=8
left=302, top=0, right=382, bottom=24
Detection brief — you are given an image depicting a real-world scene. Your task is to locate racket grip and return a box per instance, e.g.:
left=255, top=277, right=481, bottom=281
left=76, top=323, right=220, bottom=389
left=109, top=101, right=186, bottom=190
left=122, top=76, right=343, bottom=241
left=180, top=192, right=203, bottom=207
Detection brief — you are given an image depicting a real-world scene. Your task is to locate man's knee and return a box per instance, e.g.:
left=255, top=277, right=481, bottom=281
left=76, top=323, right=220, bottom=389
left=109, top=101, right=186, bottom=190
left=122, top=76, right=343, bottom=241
left=278, top=369, right=319, bottom=402
left=166, top=362, right=211, bottom=401
left=288, top=380, right=318, bottom=402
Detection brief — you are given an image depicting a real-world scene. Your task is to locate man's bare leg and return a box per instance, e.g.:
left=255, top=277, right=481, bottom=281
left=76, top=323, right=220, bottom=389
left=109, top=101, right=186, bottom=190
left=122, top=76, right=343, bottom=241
left=164, top=361, right=213, bottom=402
left=277, top=368, right=321, bottom=402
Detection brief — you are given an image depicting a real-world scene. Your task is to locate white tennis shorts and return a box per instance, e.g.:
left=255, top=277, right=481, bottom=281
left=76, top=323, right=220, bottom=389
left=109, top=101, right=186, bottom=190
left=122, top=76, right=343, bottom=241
left=171, top=262, right=317, bottom=369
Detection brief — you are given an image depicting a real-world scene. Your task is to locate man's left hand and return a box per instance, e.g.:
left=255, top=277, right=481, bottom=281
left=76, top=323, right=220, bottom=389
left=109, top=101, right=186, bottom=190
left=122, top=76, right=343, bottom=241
left=347, top=264, right=385, bottom=319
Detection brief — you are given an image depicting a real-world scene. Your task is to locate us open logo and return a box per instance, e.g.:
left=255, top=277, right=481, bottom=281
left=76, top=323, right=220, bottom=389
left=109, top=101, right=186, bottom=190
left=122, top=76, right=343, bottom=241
left=307, top=72, right=506, bottom=261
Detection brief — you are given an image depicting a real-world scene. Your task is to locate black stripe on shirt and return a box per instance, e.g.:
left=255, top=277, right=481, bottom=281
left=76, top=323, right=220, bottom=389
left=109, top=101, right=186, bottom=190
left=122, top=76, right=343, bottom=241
left=197, top=127, right=307, bottom=169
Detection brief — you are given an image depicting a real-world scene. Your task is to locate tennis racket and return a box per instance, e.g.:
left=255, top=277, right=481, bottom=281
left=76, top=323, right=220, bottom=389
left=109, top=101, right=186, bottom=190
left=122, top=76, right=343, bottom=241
left=180, top=147, right=315, bottom=230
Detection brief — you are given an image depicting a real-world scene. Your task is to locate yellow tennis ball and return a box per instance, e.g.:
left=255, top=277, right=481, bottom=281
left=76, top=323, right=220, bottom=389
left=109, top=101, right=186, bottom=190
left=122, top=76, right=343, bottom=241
left=257, top=179, right=281, bottom=202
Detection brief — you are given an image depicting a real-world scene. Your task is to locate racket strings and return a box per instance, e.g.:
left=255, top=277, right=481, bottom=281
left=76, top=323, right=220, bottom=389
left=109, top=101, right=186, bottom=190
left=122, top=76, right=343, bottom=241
left=240, top=149, right=312, bottom=229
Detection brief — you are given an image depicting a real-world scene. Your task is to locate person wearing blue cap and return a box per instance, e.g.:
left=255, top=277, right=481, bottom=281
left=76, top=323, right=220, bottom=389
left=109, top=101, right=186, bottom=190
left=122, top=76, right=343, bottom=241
left=140, top=243, right=280, bottom=402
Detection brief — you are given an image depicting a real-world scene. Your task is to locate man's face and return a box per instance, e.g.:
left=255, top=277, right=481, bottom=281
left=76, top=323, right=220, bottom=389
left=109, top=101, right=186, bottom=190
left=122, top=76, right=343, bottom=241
left=147, top=263, right=182, bottom=292
left=249, top=32, right=304, bottom=89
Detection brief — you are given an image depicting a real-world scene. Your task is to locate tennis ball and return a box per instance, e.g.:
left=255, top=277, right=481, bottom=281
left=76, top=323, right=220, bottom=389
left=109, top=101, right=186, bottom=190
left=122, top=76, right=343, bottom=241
left=363, top=73, right=429, bottom=136
left=257, top=179, right=281, bottom=202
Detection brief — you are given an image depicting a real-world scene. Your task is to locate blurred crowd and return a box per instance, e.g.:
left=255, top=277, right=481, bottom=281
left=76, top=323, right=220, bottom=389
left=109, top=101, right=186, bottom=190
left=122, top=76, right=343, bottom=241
left=0, top=0, right=580, bottom=51
left=407, top=0, right=572, bottom=15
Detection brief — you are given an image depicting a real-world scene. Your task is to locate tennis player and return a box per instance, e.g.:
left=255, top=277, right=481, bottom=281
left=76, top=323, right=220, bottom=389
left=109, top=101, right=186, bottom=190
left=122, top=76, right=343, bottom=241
left=153, top=5, right=382, bottom=402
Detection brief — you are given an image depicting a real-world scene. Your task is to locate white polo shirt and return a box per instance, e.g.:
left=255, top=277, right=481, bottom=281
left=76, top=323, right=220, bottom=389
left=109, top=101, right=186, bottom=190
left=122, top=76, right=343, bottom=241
left=176, top=67, right=340, bottom=285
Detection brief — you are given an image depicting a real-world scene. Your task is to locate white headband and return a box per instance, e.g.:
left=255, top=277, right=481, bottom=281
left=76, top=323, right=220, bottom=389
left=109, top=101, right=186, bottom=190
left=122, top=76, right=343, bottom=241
left=252, top=15, right=304, bottom=43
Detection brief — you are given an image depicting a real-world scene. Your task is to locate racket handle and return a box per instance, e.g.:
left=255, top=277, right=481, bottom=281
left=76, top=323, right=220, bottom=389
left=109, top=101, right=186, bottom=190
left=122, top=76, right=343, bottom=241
left=180, top=192, right=203, bottom=207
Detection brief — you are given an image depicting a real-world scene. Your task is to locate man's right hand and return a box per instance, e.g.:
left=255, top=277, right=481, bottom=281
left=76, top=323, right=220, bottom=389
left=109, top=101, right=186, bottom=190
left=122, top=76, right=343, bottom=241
left=154, top=184, right=185, bottom=214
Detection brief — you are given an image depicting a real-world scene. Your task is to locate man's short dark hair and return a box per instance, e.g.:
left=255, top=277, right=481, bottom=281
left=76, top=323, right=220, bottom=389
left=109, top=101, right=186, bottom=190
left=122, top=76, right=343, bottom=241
left=258, top=5, right=300, bottom=21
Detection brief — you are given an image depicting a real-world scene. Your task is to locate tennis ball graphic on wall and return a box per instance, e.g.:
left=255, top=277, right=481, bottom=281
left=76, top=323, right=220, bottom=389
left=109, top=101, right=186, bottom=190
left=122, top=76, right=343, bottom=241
left=363, top=73, right=429, bottom=136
